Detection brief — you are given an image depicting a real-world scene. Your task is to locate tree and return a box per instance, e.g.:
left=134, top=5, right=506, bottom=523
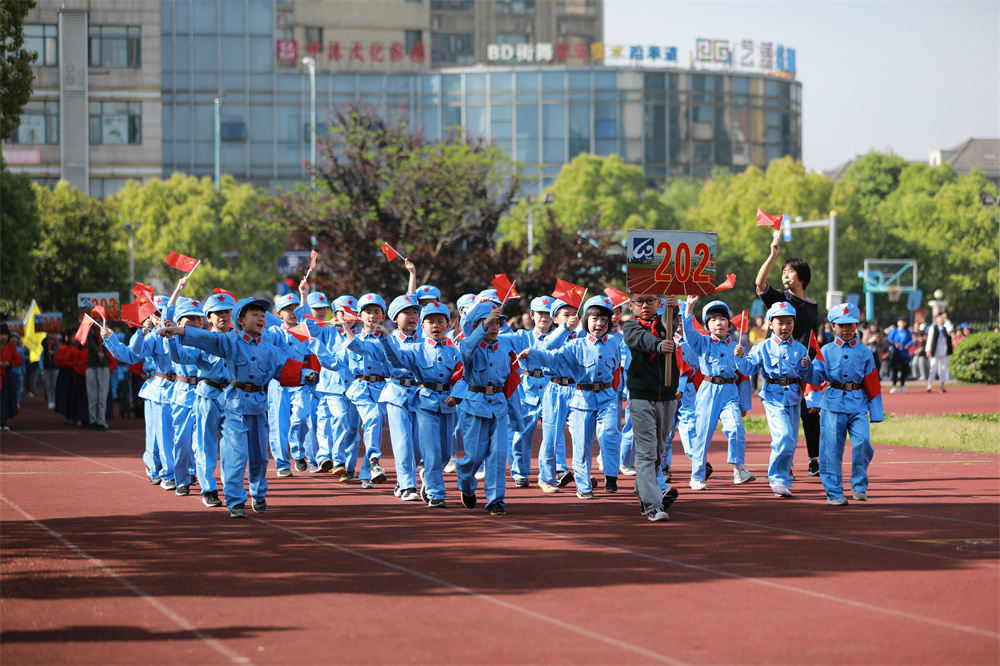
left=498, top=153, right=674, bottom=260
left=683, top=157, right=833, bottom=314
left=109, top=173, right=288, bottom=300
left=0, top=0, right=37, bottom=141
left=32, top=182, right=129, bottom=319
left=265, top=105, right=522, bottom=302
left=0, top=163, right=41, bottom=314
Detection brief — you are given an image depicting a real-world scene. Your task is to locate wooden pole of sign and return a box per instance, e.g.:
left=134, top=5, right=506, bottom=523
left=661, top=304, right=674, bottom=386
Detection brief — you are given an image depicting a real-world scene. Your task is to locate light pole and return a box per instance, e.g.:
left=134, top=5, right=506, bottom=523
left=301, top=56, right=317, bottom=182
left=983, top=195, right=1000, bottom=324
left=524, top=193, right=555, bottom=273
left=124, top=222, right=139, bottom=285
left=213, top=92, right=227, bottom=192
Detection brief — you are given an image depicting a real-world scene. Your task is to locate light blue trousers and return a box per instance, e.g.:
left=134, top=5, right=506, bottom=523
left=457, top=411, right=508, bottom=509
left=820, top=409, right=875, bottom=500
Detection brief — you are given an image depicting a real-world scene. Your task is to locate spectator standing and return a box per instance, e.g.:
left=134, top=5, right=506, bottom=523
left=924, top=312, right=953, bottom=393
left=886, top=319, right=913, bottom=393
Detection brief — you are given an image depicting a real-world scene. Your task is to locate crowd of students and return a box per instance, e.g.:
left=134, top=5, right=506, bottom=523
left=3, top=240, right=913, bottom=522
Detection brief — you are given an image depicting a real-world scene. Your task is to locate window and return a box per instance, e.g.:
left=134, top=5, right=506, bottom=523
left=89, top=26, right=141, bottom=68
left=405, top=30, right=423, bottom=53
left=431, top=0, right=474, bottom=10
left=90, top=178, right=128, bottom=199
left=431, top=33, right=474, bottom=65
left=89, top=102, right=142, bottom=145
left=277, top=27, right=294, bottom=40
left=24, top=25, right=58, bottom=66
left=223, top=122, right=249, bottom=141
left=304, top=27, right=323, bottom=50
left=9, top=101, right=58, bottom=144
left=497, top=0, right=536, bottom=14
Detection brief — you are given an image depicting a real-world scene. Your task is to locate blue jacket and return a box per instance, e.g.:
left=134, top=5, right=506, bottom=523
left=808, top=335, right=884, bottom=421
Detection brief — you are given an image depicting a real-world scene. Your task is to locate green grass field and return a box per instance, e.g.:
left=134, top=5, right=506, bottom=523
left=739, top=413, right=1000, bottom=454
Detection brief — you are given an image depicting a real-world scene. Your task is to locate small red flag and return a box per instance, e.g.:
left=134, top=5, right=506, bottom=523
left=213, top=287, right=236, bottom=299
left=165, top=251, right=200, bottom=272
left=808, top=330, right=825, bottom=363
left=121, top=299, right=157, bottom=328
left=730, top=312, right=749, bottom=334
left=92, top=304, right=107, bottom=326
left=287, top=322, right=311, bottom=342
left=491, top=274, right=518, bottom=302
left=302, top=314, right=329, bottom=327
left=380, top=243, right=401, bottom=262
left=716, top=273, right=737, bottom=291
left=132, top=282, right=155, bottom=301
left=74, top=316, right=95, bottom=345
left=503, top=352, right=521, bottom=399
left=341, top=311, right=361, bottom=322
left=552, top=278, right=587, bottom=309
left=309, top=250, right=318, bottom=271
left=756, top=209, right=783, bottom=230
left=692, top=316, right=709, bottom=336
left=603, top=286, right=629, bottom=308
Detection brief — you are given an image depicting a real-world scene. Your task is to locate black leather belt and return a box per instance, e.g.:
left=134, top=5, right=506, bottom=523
left=393, top=377, right=417, bottom=387
left=230, top=380, right=265, bottom=393
left=829, top=381, right=861, bottom=391
left=765, top=377, right=798, bottom=386
left=199, top=377, right=228, bottom=391
left=576, top=381, right=614, bottom=391
left=174, top=375, right=198, bottom=385
left=527, top=369, right=545, bottom=378
left=550, top=377, right=573, bottom=386
left=469, top=385, right=503, bottom=395
left=155, top=371, right=177, bottom=381
left=355, top=374, right=386, bottom=382
left=708, top=376, right=736, bottom=385
left=419, top=382, right=448, bottom=392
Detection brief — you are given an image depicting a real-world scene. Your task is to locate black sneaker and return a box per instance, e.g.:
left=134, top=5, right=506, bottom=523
left=461, top=492, right=477, bottom=509
left=294, top=458, right=308, bottom=472
left=662, top=486, right=679, bottom=510
left=161, top=479, right=177, bottom=491
left=317, top=459, right=333, bottom=473
left=514, top=478, right=529, bottom=488
left=370, top=461, right=387, bottom=484
left=486, top=503, right=507, bottom=515
left=148, top=477, right=161, bottom=485
left=230, top=503, right=247, bottom=519
left=276, top=468, right=293, bottom=478
left=202, top=491, right=223, bottom=508
left=190, top=475, right=199, bottom=487
left=174, top=485, right=190, bottom=497
left=428, top=498, right=446, bottom=508
left=662, top=465, right=672, bottom=483
left=556, top=470, right=574, bottom=488
left=576, top=490, right=596, bottom=500
left=705, top=462, right=714, bottom=479
left=808, top=459, right=820, bottom=476
left=604, top=477, right=618, bottom=493
left=252, top=499, right=267, bottom=513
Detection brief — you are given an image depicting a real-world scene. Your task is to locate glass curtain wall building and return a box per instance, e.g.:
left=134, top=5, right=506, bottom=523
left=161, top=1, right=801, bottom=191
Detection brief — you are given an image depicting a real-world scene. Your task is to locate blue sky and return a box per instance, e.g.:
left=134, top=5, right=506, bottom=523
left=604, top=1, right=1000, bottom=172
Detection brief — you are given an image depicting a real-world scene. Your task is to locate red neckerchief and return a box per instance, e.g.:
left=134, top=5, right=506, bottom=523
left=636, top=318, right=659, bottom=338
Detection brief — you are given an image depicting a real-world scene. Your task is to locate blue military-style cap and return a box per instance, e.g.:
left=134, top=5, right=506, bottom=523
left=702, top=300, right=732, bottom=322
left=766, top=301, right=797, bottom=321
left=388, top=294, right=420, bottom=320
left=475, top=288, right=502, bottom=306
left=461, top=300, right=498, bottom=337
left=234, top=297, right=272, bottom=321
left=456, top=293, right=476, bottom=312
left=420, top=302, right=451, bottom=323
left=530, top=295, right=555, bottom=313
left=582, top=295, right=615, bottom=317
left=334, top=295, right=358, bottom=313
left=357, top=293, right=387, bottom=312
left=549, top=298, right=573, bottom=316
left=415, top=284, right=441, bottom=302
left=275, top=293, right=300, bottom=312
left=204, top=292, right=237, bottom=313
left=828, top=302, right=861, bottom=325
left=306, top=292, right=330, bottom=309
left=174, top=299, right=205, bottom=320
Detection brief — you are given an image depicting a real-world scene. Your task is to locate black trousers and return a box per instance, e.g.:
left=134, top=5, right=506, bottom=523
left=800, top=396, right=820, bottom=459
left=890, top=352, right=910, bottom=386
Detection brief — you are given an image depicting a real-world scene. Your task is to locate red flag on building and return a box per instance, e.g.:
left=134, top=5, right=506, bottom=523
left=756, top=209, right=783, bottom=230
left=165, top=251, right=200, bottom=272
left=603, top=286, right=629, bottom=308
left=552, top=278, right=587, bottom=309
left=380, top=243, right=401, bottom=262
left=716, top=273, right=737, bottom=291
left=491, top=274, right=518, bottom=303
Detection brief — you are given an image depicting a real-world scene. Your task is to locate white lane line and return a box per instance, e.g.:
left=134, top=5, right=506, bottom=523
left=254, top=516, right=690, bottom=665
left=1, top=495, right=252, bottom=665
left=456, top=512, right=1000, bottom=641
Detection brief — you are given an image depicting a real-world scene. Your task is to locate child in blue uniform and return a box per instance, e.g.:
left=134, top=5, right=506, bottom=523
left=536, top=299, right=580, bottom=490
left=163, top=298, right=205, bottom=497
left=682, top=295, right=755, bottom=491
left=159, top=298, right=319, bottom=518
left=320, top=295, right=361, bottom=480
left=527, top=296, right=624, bottom=500
left=808, top=302, right=884, bottom=505
left=738, top=301, right=816, bottom=498
left=378, top=301, right=462, bottom=507
left=382, top=294, right=423, bottom=500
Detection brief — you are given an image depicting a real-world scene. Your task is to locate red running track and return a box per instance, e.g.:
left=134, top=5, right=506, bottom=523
left=1, top=391, right=998, bottom=665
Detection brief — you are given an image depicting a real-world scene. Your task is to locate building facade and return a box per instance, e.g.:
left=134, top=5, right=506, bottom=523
left=5, top=0, right=801, bottom=197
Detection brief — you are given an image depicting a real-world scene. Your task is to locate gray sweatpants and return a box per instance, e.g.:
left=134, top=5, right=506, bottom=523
left=86, top=366, right=110, bottom=427
left=629, top=397, right=677, bottom=512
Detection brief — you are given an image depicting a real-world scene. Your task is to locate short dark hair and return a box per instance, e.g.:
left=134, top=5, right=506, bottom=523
left=783, top=257, right=811, bottom=289
left=239, top=302, right=267, bottom=318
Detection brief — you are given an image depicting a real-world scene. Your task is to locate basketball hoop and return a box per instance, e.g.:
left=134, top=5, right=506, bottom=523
left=887, top=285, right=902, bottom=302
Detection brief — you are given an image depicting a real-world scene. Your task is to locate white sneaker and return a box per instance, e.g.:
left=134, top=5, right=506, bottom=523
left=619, top=465, right=637, bottom=477
left=898, top=386, right=908, bottom=393
left=474, top=468, right=485, bottom=480
left=889, top=386, right=897, bottom=394
left=443, top=456, right=457, bottom=473
left=733, top=464, right=757, bottom=484
left=771, top=483, right=793, bottom=497
left=646, top=509, right=670, bottom=522
left=689, top=478, right=707, bottom=491
left=597, top=454, right=603, bottom=471
left=400, top=488, right=421, bottom=501
left=48, top=402, right=55, bottom=409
